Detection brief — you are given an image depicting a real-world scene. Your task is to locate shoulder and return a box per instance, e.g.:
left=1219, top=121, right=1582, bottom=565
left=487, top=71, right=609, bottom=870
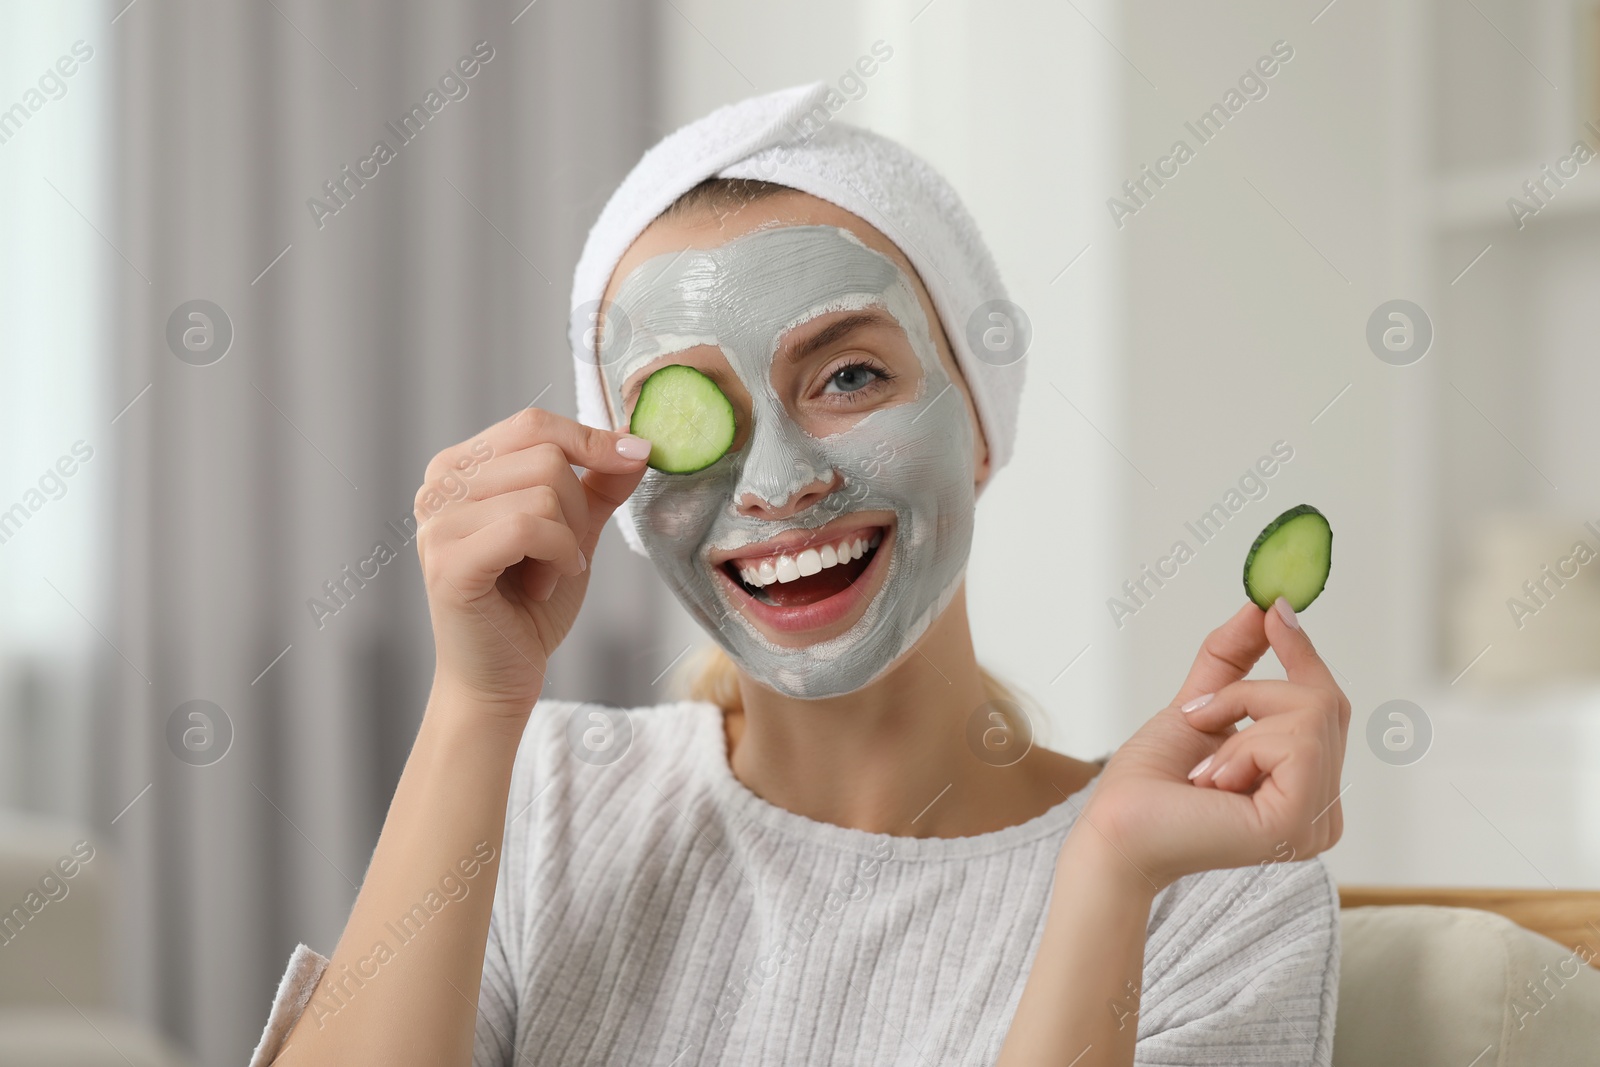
left=1152, top=851, right=1337, bottom=959
left=1147, top=853, right=1339, bottom=975
left=491, top=697, right=724, bottom=920
left=478, top=698, right=723, bottom=1026
left=1137, top=855, right=1340, bottom=1061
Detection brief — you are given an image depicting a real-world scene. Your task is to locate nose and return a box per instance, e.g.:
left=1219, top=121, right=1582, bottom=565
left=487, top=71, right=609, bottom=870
left=736, top=469, right=840, bottom=519
left=733, top=413, right=839, bottom=520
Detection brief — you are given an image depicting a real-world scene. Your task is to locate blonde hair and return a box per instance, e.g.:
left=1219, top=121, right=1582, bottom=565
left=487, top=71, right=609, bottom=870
left=672, top=642, right=1050, bottom=743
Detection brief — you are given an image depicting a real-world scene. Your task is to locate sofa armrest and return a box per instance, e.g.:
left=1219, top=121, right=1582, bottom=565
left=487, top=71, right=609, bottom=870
left=1335, top=904, right=1600, bottom=1067
left=0, top=810, right=110, bottom=1009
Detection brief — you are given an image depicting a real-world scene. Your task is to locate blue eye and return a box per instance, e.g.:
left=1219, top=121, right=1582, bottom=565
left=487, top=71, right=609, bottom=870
left=822, top=362, right=884, bottom=395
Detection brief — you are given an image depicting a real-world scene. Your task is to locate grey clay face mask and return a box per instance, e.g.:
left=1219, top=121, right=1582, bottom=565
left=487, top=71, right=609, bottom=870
left=601, top=225, right=975, bottom=699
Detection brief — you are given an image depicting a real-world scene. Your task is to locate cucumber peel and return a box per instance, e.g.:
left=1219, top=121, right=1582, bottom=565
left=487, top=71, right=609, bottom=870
left=628, top=364, right=736, bottom=474
left=1242, top=504, right=1332, bottom=612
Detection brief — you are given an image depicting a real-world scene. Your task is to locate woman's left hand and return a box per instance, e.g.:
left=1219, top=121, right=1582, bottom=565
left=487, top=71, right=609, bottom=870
left=1076, top=598, right=1350, bottom=891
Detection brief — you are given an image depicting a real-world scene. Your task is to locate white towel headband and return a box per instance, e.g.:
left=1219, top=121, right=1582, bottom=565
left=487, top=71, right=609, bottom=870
left=568, top=82, right=1025, bottom=555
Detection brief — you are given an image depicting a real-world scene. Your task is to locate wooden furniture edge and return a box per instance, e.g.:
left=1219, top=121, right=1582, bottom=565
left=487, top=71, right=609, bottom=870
left=1339, top=885, right=1600, bottom=969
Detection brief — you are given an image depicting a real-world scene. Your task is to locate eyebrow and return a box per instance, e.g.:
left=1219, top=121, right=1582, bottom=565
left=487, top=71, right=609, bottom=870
left=782, top=308, right=899, bottom=363
left=619, top=307, right=900, bottom=410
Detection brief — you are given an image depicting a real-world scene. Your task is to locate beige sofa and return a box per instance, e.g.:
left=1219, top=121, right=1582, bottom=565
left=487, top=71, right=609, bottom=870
left=1336, top=887, right=1600, bottom=1066
left=0, top=810, right=192, bottom=1067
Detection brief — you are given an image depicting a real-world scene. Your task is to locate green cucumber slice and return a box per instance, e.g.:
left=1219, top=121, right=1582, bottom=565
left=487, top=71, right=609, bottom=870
left=628, top=364, right=736, bottom=474
left=1242, top=504, right=1332, bottom=612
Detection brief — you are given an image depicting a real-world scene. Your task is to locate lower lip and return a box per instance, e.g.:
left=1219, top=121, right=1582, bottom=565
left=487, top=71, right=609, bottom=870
left=715, top=528, right=892, bottom=637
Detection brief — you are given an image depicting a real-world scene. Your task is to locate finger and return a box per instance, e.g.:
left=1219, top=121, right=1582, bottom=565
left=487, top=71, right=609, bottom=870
left=1265, top=597, right=1351, bottom=745
left=456, top=444, right=592, bottom=547
left=576, top=463, right=651, bottom=558
left=418, top=488, right=582, bottom=583
left=1187, top=678, right=1346, bottom=855
left=1196, top=730, right=1333, bottom=848
left=417, top=445, right=584, bottom=532
left=1171, top=602, right=1270, bottom=708
left=426, top=405, right=650, bottom=485
left=431, top=511, right=585, bottom=603
left=1181, top=679, right=1339, bottom=733
left=1191, top=723, right=1318, bottom=796
left=1190, top=726, right=1260, bottom=793
left=420, top=485, right=571, bottom=544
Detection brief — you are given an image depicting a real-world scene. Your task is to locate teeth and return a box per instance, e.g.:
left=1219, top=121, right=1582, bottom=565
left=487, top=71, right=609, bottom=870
left=728, top=529, right=884, bottom=589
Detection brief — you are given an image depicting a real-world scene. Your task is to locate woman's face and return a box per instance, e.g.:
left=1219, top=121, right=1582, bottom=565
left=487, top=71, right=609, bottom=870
left=597, top=191, right=989, bottom=699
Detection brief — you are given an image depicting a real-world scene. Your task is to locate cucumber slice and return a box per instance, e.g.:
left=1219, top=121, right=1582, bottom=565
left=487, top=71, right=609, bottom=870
left=1242, top=504, right=1332, bottom=612
left=628, top=364, right=736, bottom=474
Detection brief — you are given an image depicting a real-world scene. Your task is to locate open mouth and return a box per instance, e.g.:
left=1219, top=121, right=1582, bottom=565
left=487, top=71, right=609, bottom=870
left=724, top=527, right=883, bottom=606
left=713, top=522, right=891, bottom=636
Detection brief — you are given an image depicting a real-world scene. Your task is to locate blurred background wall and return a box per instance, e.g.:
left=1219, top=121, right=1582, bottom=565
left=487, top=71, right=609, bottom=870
left=4, top=0, right=665, bottom=1062
left=1, top=0, right=1597, bottom=1062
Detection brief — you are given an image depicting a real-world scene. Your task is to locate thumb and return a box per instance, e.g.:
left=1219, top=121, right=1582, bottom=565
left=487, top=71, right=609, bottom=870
left=1172, top=601, right=1270, bottom=708
left=577, top=437, right=651, bottom=557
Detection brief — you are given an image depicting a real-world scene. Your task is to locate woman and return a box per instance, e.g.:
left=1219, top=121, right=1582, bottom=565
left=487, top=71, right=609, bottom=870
left=252, top=84, right=1346, bottom=1066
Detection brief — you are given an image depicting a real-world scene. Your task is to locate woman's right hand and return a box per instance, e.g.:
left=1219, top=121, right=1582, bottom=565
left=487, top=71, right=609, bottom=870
left=414, top=405, right=653, bottom=718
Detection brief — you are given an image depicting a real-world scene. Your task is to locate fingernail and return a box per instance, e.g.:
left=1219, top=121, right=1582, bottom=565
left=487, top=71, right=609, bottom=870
left=616, top=435, right=651, bottom=461
left=1181, top=693, right=1214, bottom=714
left=1187, top=755, right=1213, bottom=781
left=1274, top=597, right=1301, bottom=631
left=579, top=551, right=588, bottom=572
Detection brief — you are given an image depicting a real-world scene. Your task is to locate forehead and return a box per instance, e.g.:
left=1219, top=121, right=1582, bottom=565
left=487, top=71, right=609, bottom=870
left=612, top=226, right=901, bottom=353
left=601, top=190, right=925, bottom=310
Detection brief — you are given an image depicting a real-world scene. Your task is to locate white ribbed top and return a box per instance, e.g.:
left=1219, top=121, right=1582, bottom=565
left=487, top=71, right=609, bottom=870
left=250, top=699, right=1339, bottom=1066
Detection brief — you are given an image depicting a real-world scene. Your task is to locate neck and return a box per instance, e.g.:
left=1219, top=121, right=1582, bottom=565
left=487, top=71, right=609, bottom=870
left=724, top=582, right=1083, bottom=838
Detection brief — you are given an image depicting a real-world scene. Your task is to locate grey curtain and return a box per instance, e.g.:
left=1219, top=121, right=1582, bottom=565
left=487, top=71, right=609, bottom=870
left=103, top=1, right=662, bottom=1061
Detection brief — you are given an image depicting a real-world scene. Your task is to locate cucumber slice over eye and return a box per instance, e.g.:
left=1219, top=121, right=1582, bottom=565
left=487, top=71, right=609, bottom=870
left=628, top=364, right=736, bottom=474
left=1242, top=504, right=1333, bottom=612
